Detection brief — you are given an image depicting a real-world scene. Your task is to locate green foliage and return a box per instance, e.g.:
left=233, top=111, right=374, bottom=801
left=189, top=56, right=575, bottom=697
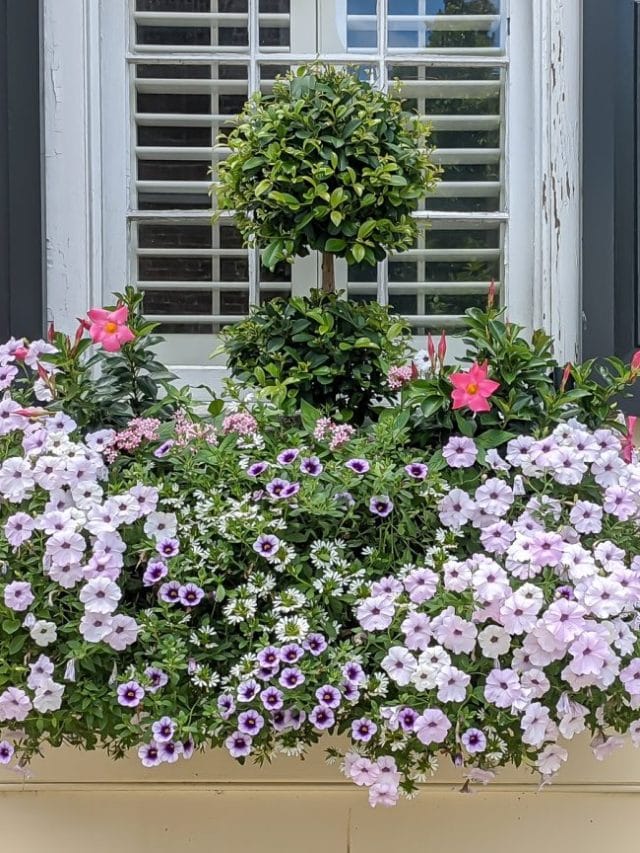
left=44, top=287, right=189, bottom=429
left=404, top=305, right=639, bottom=448
left=87, top=287, right=186, bottom=427
left=221, top=291, right=412, bottom=423
left=213, top=65, right=439, bottom=276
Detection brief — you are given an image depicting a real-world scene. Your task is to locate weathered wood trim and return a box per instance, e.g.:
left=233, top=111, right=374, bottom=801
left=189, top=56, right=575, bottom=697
left=531, top=0, right=582, bottom=362
left=42, top=0, right=104, bottom=331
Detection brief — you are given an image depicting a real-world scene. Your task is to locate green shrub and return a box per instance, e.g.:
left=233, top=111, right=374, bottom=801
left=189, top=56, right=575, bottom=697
left=213, top=64, right=439, bottom=292
left=221, top=291, right=412, bottom=423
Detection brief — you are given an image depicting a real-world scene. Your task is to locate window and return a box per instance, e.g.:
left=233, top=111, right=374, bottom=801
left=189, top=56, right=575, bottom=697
left=42, top=0, right=582, bottom=383
left=128, top=0, right=506, bottom=369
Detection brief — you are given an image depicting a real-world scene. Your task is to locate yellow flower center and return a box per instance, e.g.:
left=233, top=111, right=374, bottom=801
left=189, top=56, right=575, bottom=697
left=104, top=321, right=118, bottom=333
left=466, top=382, right=478, bottom=394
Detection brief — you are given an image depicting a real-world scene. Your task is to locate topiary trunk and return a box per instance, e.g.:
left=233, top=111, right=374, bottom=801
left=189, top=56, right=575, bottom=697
left=321, top=253, right=335, bottom=294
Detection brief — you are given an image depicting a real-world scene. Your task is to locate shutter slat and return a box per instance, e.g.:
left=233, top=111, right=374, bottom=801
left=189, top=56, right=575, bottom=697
left=432, top=182, right=501, bottom=198
left=135, top=112, right=234, bottom=126
left=135, top=146, right=501, bottom=165
left=422, top=114, right=500, bottom=130
left=432, top=148, right=501, bottom=165
left=347, top=14, right=500, bottom=31
left=136, top=79, right=249, bottom=94
left=134, top=12, right=290, bottom=26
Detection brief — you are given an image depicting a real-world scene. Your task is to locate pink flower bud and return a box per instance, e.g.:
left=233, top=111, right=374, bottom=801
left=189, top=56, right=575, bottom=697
left=438, top=330, right=447, bottom=364
left=487, top=279, right=497, bottom=309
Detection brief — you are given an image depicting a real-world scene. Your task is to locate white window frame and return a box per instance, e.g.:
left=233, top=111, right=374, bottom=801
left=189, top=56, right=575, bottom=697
left=42, top=0, right=582, bottom=388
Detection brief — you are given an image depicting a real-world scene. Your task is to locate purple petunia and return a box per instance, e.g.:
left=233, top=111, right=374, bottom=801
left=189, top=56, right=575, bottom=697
left=277, top=448, right=300, bottom=466
left=142, top=560, right=168, bottom=587
left=443, top=436, right=478, bottom=469
left=153, top=440, right=174, bottom=459
left=253, top=534, right=281, bottom=560
left=145, top=667, right=168, bottom=694
left=158, top=580, right=181, bottom=604
left=237, top=710, right=265, bottom=736
left=351, top=717, right=378, bottom=743
left=178, top=583, right=204, bottom=607
left=404, top=461, right=428, bottom=480
left=158, top=740, right=182, bottom=764
left=461, top=728, right=487, bottom=754
left=0, top=741, right=14, bottom=765
left=256, top=665, right=278, bottom=681
left=247, top=461, right=269, bottom=477
left=151, top=716, right=176, bottom=744
left=266, top=478, right=300, bottom=500
left=138, top=740, right=161, bottom=768
left=260, top=686, right=284, bottom=711
left=369, top=495, right=394, bottom=518
left=279, top=667, right=305, bottom=689
left=117, top=680, right=145, bottom=708
left=237, top=679, right=260, bottom=703
left=345, top=459, right=370, bottom=475
left=225, top=731, right=252, bottom=759
left=342, top=661, right=366, bottom=685
left=3, top=580, right=34, bottom=612
left=309, top=705, right=335, bottom=730
left=398, top=707, right=419, bottom=733
left=315, top=684, right=341, bottom=709
left=257, top=646, right=280, bottom=668
left=300, top=456, right=323, bottom=477
left=341, top=681, right=360, bottom=703
left=181, top=738, right=195, bottom=760
left=270, top=709, right=289, bottom=732
left=279, top=643, right=304, bottom=663
left=303, top=633, right=327, bottom=656
left=217, top=693, right=236, bottom=719
left=156, top=538, right=180, bottom=559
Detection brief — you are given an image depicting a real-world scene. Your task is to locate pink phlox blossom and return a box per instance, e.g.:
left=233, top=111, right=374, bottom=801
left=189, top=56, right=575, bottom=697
left=387, top=363, right=417, bottom=391
left=104, top=417, right=161, bottom=461
left=174, top=408, right=218, bottom=447
left=222, top=411, right=258, bottom=437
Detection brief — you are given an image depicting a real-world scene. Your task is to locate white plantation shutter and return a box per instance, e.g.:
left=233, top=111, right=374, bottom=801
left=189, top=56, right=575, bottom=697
left=127, top=0, right=509, bottom=367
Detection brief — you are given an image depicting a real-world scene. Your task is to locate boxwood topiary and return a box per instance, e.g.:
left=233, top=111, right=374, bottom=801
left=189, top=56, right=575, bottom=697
left=221, top=291, right=412, bottom=423
left=213, top=64, right=439, bottom=292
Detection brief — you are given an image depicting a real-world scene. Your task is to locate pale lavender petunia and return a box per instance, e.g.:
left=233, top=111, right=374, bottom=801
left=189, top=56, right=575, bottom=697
left=3, top=580, right=34, bottom=611
left=443, top=436, right=477, bottom=468
left=414, top=709, right=451, bottom=745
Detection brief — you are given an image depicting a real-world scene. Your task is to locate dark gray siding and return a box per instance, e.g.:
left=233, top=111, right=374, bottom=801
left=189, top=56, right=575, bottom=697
left=0, top=0, right=43, bottom=341
left=582, top=0, right=637, bottom=362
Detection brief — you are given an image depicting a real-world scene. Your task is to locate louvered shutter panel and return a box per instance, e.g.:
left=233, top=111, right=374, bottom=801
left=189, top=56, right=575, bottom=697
left=129, top=0, right=505, bottom=365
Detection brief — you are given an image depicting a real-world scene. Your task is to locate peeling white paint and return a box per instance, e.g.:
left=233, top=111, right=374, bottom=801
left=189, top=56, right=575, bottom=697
left=42, top=0, right=105, bottom=331
left=532, top=0, right=582, bottom=363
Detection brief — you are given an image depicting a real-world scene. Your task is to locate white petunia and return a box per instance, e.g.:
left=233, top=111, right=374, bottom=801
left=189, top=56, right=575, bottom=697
left=33, top=680, right=65, bottom=713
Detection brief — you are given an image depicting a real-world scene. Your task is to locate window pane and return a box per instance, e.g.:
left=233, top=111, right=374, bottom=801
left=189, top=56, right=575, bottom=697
left=388, top=0, right=502, bottom=52
left=135, top=0, right=252, bottom=49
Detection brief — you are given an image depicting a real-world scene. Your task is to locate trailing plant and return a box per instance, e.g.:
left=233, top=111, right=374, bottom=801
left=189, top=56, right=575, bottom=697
left=213, top=64, right=439, bottom=292
left=221, top=291, right=412, bottom=423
